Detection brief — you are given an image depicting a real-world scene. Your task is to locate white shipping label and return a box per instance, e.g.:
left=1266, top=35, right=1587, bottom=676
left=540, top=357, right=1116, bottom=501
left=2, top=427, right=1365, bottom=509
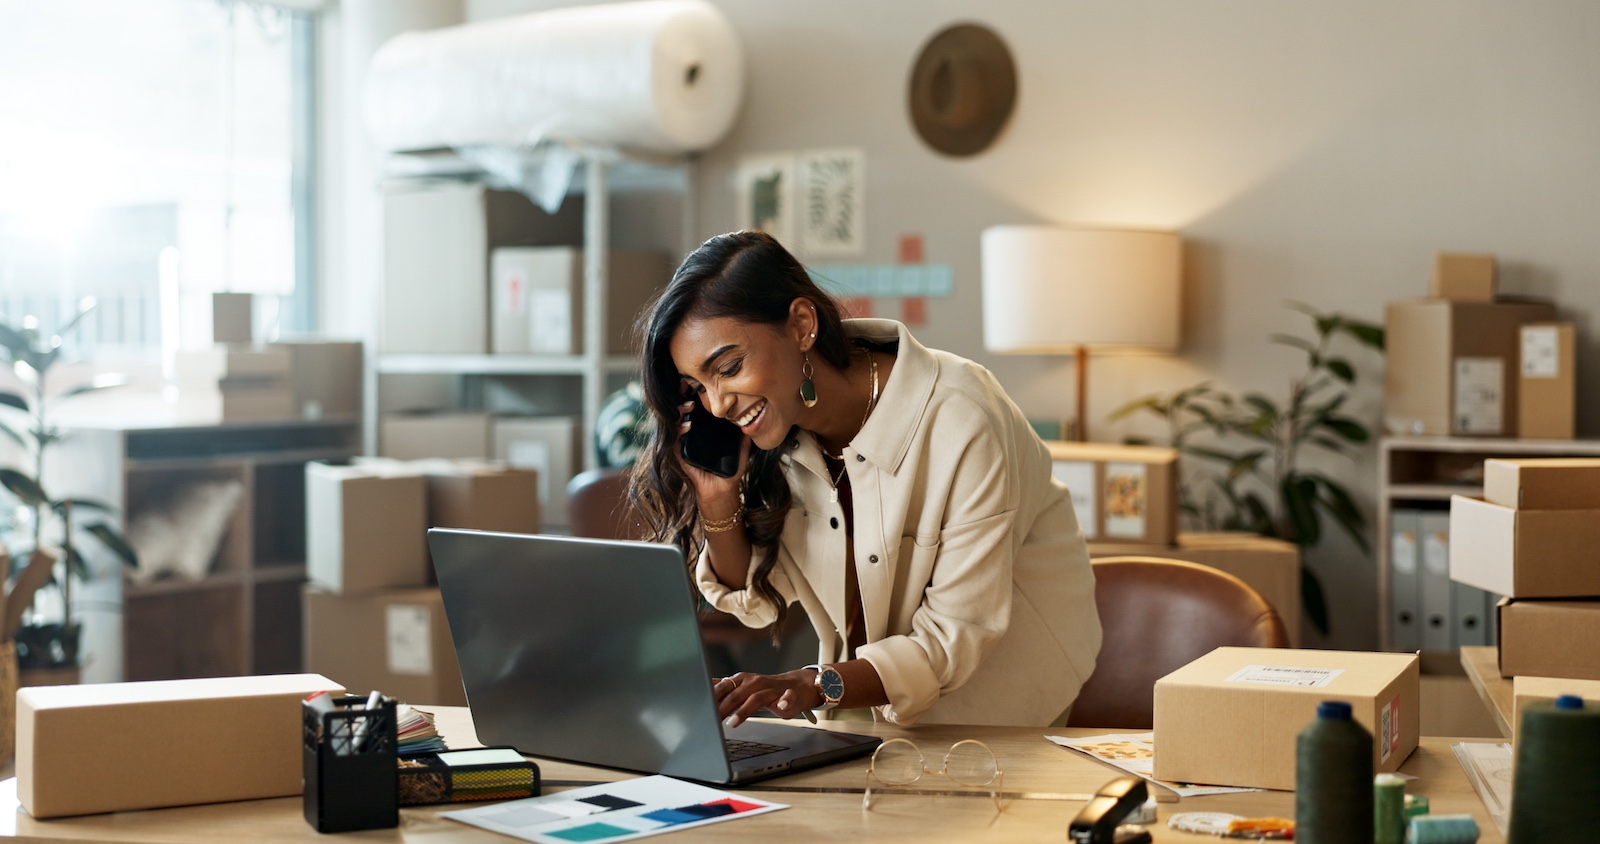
left=1521, top=326, right=1560, bottom=378
left=386, top=603, right=434, bottom=676
left=1103, top=462, right=1148, bottom=539
left=528, top=289, right=573, bottom=354
left=1380, top=695, right=1400, bottom=763
left=1225, top=664, right=1346, bottom=687
left=1453, top=357, right=1504, bottom=434
left=1052, top=460, right=1097, bottom=539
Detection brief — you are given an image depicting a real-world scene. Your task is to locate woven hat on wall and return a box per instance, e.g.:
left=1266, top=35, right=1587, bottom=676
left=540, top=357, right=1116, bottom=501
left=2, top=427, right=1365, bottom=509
left=907, top=22, right=1017, bottom=157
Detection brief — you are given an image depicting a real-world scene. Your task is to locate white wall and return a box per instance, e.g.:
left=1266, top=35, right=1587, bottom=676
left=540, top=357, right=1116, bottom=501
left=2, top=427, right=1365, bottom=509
left=334, top=0, right=1600, bottom=648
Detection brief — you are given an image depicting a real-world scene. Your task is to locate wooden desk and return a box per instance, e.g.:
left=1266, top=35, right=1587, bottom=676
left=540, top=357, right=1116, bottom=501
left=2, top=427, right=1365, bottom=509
left=1462, top=645, right=1514, bottom=738
left=0, top=708, right=1504, bottom=843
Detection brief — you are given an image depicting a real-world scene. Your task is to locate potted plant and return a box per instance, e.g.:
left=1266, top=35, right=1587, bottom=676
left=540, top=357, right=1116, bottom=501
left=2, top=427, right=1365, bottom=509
left=0, top=299, right=139, bottom=683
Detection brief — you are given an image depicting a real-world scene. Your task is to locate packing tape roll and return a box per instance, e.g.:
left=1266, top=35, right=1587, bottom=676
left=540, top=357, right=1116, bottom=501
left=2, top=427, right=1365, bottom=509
left=365, top=0, right=744, bottom=155
left=1407, top=814, right=1479, bottom=844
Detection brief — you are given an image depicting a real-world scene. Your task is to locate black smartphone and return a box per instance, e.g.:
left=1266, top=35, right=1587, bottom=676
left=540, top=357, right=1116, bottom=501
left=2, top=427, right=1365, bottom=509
left=679, top=399, right=744, bottom=478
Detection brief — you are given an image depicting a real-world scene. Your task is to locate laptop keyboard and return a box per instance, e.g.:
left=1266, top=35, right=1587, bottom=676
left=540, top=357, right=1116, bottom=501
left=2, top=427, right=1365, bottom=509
left=725, top=739, right=788, bottom=761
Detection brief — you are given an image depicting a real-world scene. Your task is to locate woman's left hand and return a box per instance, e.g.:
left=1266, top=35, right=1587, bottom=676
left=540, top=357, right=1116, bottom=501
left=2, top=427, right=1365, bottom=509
left=712, top=669, right=819, bottom=728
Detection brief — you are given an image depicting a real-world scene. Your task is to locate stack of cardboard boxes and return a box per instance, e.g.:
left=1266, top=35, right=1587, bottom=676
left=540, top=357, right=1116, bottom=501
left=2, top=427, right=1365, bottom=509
left=1449, top=458, right=1600, bottom=744
left=303, top=458, right=541, bottom=706
left=379, top=412, right=580, bottom=529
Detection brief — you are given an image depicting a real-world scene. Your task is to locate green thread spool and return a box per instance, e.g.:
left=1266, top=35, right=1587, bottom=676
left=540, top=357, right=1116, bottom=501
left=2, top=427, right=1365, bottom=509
left=1408, top=814, right=1479, bottom=844
left=1405, top=793, right=1430, bottom=818
left=1295, top=700, right=1373, bottom=844
left=1509, top=694, right=1600, bottom=843
left=1374, top=772, right=1405, bottom=844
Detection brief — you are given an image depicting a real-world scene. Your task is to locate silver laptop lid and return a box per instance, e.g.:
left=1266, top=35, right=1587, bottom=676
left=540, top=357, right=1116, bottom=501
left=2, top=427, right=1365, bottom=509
left=428, top=529, right=732, bottom=782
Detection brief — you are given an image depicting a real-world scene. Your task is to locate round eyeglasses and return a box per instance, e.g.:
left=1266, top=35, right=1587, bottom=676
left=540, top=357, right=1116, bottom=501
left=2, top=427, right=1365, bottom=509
left=863, top=738, right=1004, bottom=811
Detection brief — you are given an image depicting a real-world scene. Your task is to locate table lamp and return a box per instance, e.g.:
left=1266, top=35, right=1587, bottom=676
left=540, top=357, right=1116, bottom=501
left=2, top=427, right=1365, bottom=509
left=981, top=225, right=1181, bottom=441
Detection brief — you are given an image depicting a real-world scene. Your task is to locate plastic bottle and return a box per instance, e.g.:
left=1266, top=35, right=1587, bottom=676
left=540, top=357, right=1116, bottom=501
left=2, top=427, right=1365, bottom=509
left=1295, top=700, right=1374, bottom=844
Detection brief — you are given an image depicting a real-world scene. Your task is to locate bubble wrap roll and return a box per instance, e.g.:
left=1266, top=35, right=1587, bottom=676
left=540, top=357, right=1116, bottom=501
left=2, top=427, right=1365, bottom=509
left=364, top=0, right=744, bottom=155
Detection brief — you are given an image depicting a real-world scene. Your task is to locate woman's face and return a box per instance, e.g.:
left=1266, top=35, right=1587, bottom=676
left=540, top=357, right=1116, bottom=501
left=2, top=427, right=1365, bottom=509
left=669, top=312, right=806, bottom=452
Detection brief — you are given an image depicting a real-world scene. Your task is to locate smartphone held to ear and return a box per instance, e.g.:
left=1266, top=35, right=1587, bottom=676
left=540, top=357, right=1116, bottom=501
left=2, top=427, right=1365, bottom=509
left=680, top=400, right=744, bottom=478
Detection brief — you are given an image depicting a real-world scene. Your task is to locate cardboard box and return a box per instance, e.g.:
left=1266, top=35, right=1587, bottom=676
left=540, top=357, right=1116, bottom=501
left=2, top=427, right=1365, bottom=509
left=1088, top=532, right=1302, bottom=646
left=212, top=292, right=254, bottom=343
left=303, top=586, right=467, bottom=707
left=271, top=340, right=364, bottom=419
left=1449, top=495, right=1600, bottom=597
left=306, top=461, right=429, bottom=593
left=174, top=345, right=291, bottom=384
left=175, top=383, right=298, bottom=423
left=491, top=247, right=670, bottom=355
left=1047, top=441, right=1178, bottom=545
left=381, top=412, right=493, bottom=461
left=1512, top=675, right=1600, bottom=750
left=1518, top=322, right=1576, bottom=440
left=1498, top=598, right=1600, bottom=680
left=421, top=459, right=541, bottom=535
left=17, top=673, right=343, bottom=818
left=1153, top=647, right=1420, bottom=790
left=1484, top=457, right=1600, bottom=510
left=494, top=416, right=580, bottom=529
left=1430, top=252, right=1497, bottom=302
left=1383, top=298, right=1557, bottom=436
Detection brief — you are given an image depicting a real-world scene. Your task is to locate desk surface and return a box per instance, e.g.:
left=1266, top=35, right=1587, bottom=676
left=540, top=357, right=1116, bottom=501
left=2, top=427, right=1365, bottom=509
left=0, top=708, right=1504, bottom=843
left=1462, top=645, right=1514, bottom=738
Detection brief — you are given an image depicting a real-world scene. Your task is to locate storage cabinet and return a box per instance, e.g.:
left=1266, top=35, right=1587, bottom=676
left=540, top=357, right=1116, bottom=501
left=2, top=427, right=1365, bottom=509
left=51, top=418, right=360, bottom=682
left=1377, top=434, right=1600, bottom=661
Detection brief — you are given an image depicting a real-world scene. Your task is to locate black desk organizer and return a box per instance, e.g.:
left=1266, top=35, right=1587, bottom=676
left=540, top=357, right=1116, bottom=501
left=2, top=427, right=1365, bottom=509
left=302, top=695, right=398, bottom=833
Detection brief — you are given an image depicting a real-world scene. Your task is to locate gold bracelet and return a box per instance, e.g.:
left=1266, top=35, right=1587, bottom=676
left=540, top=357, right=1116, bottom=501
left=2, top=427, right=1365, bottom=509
left=701, top=506, right=745, bottom=533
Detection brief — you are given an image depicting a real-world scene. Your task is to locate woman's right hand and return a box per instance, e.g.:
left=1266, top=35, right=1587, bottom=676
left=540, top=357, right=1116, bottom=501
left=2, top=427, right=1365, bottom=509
left=677, top=400, right=751, bottom=503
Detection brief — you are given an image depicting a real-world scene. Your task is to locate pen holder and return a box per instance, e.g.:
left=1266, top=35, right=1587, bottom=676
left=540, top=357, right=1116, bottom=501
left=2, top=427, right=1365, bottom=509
left=302, top=695, right=399, bottom=833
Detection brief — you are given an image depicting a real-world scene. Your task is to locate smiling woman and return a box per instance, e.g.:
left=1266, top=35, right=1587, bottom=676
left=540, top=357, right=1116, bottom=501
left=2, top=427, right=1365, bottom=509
left=626, top=230, right=1103, bottom=728
left=0, top=0, right=315, bottom=351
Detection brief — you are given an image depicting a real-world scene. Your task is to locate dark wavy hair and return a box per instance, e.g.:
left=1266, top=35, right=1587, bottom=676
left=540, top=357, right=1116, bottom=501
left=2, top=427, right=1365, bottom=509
left=628, top=231, right=850, bottom=638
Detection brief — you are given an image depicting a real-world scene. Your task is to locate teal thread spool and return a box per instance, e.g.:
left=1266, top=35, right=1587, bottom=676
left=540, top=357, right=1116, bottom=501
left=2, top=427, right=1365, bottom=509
left=1295, top=700, right=1373, bottom=844
left=1408, top=814, right=1479, bottom=844
left=1509, top=694, right=1600, bottom=843
left=1374, top=772, right=1405, bottom=844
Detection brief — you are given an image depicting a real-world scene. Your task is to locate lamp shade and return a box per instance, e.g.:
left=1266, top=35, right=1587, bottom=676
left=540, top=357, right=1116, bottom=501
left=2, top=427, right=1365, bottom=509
left=981, top=226, right=1181, bottom=354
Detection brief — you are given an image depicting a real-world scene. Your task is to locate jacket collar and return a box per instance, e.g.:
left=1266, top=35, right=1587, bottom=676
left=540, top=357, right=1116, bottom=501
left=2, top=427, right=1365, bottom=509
left=839, top=318, right=936, bottom=476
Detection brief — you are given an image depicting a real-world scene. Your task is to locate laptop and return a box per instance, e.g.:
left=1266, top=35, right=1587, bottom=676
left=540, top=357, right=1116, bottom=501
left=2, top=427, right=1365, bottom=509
left=427, top=528, right=882, bottom=784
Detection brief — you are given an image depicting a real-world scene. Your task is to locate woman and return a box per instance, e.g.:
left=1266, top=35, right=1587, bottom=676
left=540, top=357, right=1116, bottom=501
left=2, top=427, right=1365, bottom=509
left=630, top=230, right=1101, bottom=727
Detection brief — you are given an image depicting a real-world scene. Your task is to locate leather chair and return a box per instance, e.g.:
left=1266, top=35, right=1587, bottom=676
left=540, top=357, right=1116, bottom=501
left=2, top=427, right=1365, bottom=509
left=564, top=468, right=641, bottom=540
left=1066, top=555, right=1290, bottom=729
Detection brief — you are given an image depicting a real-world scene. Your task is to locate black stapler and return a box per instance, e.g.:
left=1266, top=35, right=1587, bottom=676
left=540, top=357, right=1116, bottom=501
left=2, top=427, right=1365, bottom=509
left=1068, top=776, right=1153, bottom=844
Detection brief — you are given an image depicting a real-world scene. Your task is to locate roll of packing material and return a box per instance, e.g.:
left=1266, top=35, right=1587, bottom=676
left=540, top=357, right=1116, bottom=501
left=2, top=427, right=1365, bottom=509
left=364, top=0, right=744, bottom=156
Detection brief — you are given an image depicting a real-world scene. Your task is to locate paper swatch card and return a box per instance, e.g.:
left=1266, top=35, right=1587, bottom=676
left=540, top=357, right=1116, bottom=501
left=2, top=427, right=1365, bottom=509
left=442, top=775, right=785, bottom=843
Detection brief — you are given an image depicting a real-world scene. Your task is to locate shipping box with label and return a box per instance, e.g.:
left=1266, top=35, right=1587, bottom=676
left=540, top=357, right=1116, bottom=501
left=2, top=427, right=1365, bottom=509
left=271, top=340, right=363, bottom=419
left=491, top=247, right=670, bottom=355
left=17, top=674, right=344, bottom=818
left=1383, top=298, right=1556, bottom=436
left=1153, top=647, right=1419, bottom=790
left=303, top=586, right=467, bottom=707
left=1449, top=495, right=1600, bottom=598
left=1497, top=598, right=1600, bottom=681
left=380, top=412, right=493, bottom=461
left=1047, top=442, right=1178, bottom=545
left=1517, top=322, right=1576, bottom=440
left=306, top=461, right=429, bottom=594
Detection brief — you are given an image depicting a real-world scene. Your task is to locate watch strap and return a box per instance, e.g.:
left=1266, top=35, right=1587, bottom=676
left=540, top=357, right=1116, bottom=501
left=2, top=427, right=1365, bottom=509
left=805, top=663, right=843, bottom=710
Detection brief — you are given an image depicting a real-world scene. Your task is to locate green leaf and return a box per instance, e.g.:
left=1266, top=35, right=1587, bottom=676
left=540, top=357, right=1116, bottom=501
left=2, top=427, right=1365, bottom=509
left=1282, top=475, right=1320, bottom=545
left=0, top=419, right=24, bottom=448
left=0, top=323, right=32, bottom=359
left=1242, top=393, right=1279, bottom=419
left=1270, top=334, right=1318, bottom=356
left=83, top=523, right=139, bottom=569
left=62, top=373, right=129, bottom=399
left=1323, top=417, right=1370, bottom=443
left=63, top=546, right=90, bottom=581
left=57, top=297, right=98, bottom=338
left=1302, top=567, right=1330, bottom=636
left=0, top=390, right=27, bottom=412
left=56, top=497, right=116, bottom=515
left=0, top=468, right=49, bottom=507
left=1108, top=395, right=1166, bottom=422
left=1337, top=320, right=1385, bottom=350
left=1323, top=358, right=1355, bottom=383
left=1314, top=477, right=1371, bottom=554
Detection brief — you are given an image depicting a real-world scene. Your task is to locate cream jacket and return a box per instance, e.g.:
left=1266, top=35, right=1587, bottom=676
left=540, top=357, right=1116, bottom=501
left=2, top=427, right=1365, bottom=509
left=695, top=319, right=1102, bottom=726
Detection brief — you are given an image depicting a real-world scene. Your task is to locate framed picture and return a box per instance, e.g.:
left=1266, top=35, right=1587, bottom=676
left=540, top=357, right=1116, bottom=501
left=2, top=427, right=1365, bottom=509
left=800, top=147, right=865, bottom=257
left=736, top=153, right=796, bottom=247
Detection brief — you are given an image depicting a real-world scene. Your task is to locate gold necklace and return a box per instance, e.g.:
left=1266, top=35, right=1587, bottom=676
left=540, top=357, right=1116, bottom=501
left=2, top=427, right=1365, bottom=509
left=823, top=351, right=879, bottom=504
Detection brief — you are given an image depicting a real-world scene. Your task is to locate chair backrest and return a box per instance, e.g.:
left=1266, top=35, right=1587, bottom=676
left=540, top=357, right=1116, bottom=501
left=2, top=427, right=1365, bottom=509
left=1066, top=555, right=1290, bottom=729
left=564, top=468, right=641, bottom=540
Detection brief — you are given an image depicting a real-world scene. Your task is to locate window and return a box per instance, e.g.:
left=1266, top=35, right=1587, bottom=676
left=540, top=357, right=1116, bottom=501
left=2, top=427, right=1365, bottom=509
left=0, top=0, right=315, bottom=354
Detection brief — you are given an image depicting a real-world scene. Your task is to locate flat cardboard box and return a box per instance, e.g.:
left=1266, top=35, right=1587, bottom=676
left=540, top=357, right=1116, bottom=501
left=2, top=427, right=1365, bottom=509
left=491, top=247, right=670, bottom=355
left=1153, top=647, right=1420, bottom=790
left=306, top=461, right=429, bottom=593
left=271, top=340, right=363, bottom=419
left=1511, top=675, right=1600, bottom=750
left=1498, top=598, right=1600, bottom=680
left=1430, top=252, right=1497, bottom=302
left=1383, top=298, right=1557, bottom=436
left=303, top=586, right=467, bottom=707
left=1518, top=322, right=1576, bottom=440
left=1088, top=532, right=1301, bottom=646
left=494, top=416, right=580, bottom=529
left=17, top=673, right=343, bottom=818
left=381, top=412, right=493, bottom=461
left=1047, top=441, right=1178, bottom=546
left=1483, top=457, right=1600, bottom=510
left=1449, top=495, right=1600, bottom=597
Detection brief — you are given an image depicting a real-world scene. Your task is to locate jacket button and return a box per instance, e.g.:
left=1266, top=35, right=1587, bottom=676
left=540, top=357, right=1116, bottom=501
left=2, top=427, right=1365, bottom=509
left=869, top=554, right=879, bottom=564
left=830, top=517, right=839, bottom=529
left=856, top=454, right=865, bottom=461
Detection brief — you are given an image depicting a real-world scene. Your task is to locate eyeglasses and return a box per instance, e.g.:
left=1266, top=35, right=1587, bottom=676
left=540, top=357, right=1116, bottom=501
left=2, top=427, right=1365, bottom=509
left=863, top=738, right=1004, bottom=812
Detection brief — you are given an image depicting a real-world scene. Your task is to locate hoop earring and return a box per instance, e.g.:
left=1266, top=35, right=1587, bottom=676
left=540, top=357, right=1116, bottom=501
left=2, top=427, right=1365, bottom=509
left=800, top=354, right=818, bottom=408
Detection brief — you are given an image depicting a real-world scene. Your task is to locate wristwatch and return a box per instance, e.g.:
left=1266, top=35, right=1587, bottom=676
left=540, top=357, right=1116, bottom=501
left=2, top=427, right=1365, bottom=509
left=806, top=663, right=844, bottom=711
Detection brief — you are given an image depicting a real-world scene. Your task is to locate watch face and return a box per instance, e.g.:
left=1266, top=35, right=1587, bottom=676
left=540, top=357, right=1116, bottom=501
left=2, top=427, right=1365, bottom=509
left=819, top=666, right=845, bottom=703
